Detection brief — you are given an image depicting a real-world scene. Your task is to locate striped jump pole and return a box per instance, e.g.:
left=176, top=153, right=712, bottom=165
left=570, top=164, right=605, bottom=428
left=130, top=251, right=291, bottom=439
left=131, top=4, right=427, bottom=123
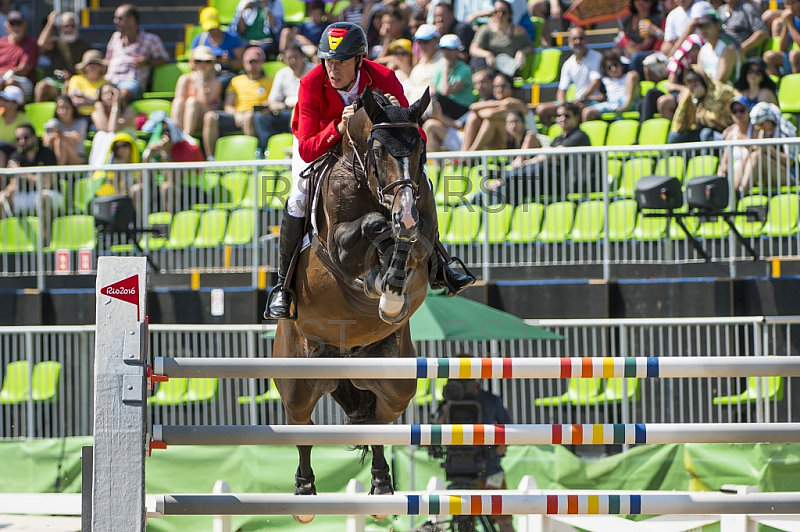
left=152, top=423, right=800, bottom=447
left=148, top=491, right=800, bottom=517
left=153, top=356, right=800, bottom=380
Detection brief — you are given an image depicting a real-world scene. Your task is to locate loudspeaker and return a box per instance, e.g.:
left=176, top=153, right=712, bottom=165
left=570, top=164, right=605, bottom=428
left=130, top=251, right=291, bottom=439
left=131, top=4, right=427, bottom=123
left=92, top=195, right=135, bottom=233
left=686, top=175, right=729, bottom=212
left=635, top=175, right=683, bottom=210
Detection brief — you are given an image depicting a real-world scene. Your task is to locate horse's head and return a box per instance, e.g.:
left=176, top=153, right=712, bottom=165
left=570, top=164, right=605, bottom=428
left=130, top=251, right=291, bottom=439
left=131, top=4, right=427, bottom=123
left=352, top=87, right=430, bottom=243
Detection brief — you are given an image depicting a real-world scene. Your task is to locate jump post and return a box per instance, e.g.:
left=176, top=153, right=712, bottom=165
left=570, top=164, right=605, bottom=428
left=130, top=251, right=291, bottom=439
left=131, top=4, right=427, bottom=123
left=88, top=257, right=800, bottom=530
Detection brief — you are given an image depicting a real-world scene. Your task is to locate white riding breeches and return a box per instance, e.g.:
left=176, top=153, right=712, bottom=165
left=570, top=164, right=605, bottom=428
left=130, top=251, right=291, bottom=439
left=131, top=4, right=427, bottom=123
left=287, top=136, right=309, bottom=217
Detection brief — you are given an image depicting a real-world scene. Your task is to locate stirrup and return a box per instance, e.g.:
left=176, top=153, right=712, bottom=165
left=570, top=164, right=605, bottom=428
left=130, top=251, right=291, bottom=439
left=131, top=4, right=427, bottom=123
left=265, top=285, right=298, bottom=320
left=440, top=256, right=475, bottom=297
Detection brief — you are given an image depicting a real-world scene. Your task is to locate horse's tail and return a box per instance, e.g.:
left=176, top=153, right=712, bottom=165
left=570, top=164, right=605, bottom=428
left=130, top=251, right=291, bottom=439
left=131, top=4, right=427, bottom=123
left=333, top=379, right=378, bottom=464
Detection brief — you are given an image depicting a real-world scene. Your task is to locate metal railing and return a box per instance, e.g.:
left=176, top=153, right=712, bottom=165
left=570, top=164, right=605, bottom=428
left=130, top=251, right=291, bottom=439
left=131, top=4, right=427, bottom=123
left=2, top=138, right=799, bottom=287
left=0, top=317, right=797, bottom=439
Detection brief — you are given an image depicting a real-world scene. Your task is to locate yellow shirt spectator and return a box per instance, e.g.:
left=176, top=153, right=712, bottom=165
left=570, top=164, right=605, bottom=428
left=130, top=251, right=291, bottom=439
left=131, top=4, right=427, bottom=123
left=227, top=74, right=272, bottom=114
left=67, top=74, right=107, bottom=116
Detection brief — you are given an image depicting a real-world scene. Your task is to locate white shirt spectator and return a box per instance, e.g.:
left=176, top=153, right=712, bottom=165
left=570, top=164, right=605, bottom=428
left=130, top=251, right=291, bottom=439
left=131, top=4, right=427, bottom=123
left=267, top=60, right=312, bottom=108
left=558, top=48, right=602, bottom=101
left=664, top=0, right=713, bottom=42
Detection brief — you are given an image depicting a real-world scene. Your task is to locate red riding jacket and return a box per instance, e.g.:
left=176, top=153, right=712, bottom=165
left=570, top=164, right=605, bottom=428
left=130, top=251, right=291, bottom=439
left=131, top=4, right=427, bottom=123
left=292, top=59, right=424, bottom=163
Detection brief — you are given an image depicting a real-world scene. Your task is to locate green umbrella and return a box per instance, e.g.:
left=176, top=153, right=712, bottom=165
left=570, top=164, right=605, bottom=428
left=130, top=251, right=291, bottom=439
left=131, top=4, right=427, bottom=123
left=262, top=289, right=562, bottom=341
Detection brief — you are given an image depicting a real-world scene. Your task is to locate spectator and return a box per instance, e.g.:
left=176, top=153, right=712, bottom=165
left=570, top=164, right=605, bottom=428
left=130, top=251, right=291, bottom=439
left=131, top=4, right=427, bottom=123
left=280, top=0, right=329, bottom=58
left=431, top=1, right=474, bottom=64
left=105, top=4, right=169, bottom=109
left=662, top=0, right=713, bottom=58
left=172, top=46, right=223, bottom=137
left=535, top=26, right=602, bottom=127
left=668, top=65, right=737, bottom=143
left=422, top=68, right=494, bottom=152
left=0, top=11, right=38, bottom=98
left=483, top=109, right=540, bottom=205
left=741, top=102, right=798, bottom=192
left=228, top=0, right=285, bottom=60
left=42, top=95, right=87, bottom=165
left=0, top=85, right=31, bottom=168
left=372, top=6, right=413, bottom=62
left=331, top=0, right=367, bottom=24
left=733, top=57, right=778, bottom=109
left=618, top=0, right=663, bottom=77
left=469, top=0, right=532, bottom=74
left=764, top=0, right=800, bottom=77
left=256, top=43, right=312, bottom=151
left=0, top=124, right=61, bottom=243
left=92, top=132, right=141, bottom=199
left=428, top=0, right=494, bottom=26
left=403, top=24, right=440, bottom=103
left=718, top=96, right=755, bottom=193
left=717, top=0, right=768, bottom=57
left=66, top=50, right=108, bottom=117
left=639, top=34, right=704, bottom=122
left=91, top=83, right=137, bottom=134
left=384, top=39, right=414, bottom=83
left=460, top=72, right=528, bottom=151
left=192, top=7, right=244, bottom=92
left=34, top=11, right=92, bottom=103
left=529, top=0, right=574, bottom=46
left=202, top=46, right=271, bottom=158
left=695, top=10, right=739, bottom=83
left=583, top=48, right=641, bottom=121
left=430, top=34, right=475, bottom=121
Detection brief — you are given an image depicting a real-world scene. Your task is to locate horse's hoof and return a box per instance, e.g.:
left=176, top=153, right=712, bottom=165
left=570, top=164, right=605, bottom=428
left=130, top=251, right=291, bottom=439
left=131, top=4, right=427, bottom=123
left=364, top=266, right=382, bottom=299
left=378, top=292, right=409, bottom=324
left=293, top=514, right=315, bottom=524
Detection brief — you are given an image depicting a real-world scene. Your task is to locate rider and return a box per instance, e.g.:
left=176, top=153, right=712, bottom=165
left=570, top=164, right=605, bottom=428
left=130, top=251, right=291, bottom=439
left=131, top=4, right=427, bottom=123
left=265, top=22, right=475, bottom=320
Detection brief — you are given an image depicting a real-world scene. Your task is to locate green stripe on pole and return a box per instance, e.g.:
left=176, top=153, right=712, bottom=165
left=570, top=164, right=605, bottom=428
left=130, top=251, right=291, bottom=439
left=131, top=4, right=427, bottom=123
left=438, top=358, right=450, bottom=379
left=624, top=358, right=636, bottom=378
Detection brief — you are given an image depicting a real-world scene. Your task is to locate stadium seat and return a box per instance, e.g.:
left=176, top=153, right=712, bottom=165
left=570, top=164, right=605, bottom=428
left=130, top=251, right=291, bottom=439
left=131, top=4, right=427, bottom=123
left=442, top=205, right=481, bottom=244
left=0, top=217, right=38, bottom=253
left=654, top=155, right=686, bottom=182
left=164, top=210, right=201, bottom=249
left=507, top=203, right=544, bottom=243
left=185, top=378, right=218, bottom=402
left=178, top=26, right=204, bottom=61
left=143, top=63, right=191, bottom=99
left=685, top=155, right=719, bottom=181
left=534, top=378, right=602, bottom=406
left=570, top=200, right=604, bottom=242
left=263, top=61, right=286, bottom=79
left=778, top=74, right=800, bottom=113
left=713, top=376, right=784, bottom=405
left=283, top=0, right=307, bottom=24
left=538, top=201, right=575, bottom=243
left=46, top=215, right=96, bottom=251
left=193, top=209, right=228, bottom=248
left=265, top=132, right=293, bottom=160
left=482, top=204, right=513, bottom=243
left=31, top=361, right=61, bottom=402
left=616, top=157, right=654, bottom=198
left=148, top=378, right=187, bottom=405
left=697, top=214, right=730, bottom=239
left=633, top=212, right=667, bottom=240
left=25, top=102, right=56, bottom=137
left=594, top=378, right=640, bottom=403
left=638, top=118, right=671, bottom=153
left=606, top=199, right=638, bottom=241
left=605, top=119, right=639, bottom=154
left=547, top=123, right=563, bottom=140
left=436, top=204, right=452, bottom=235
left=238, top=379, right=283, bottom=404
left=142, top=212, right=172, bottom=251
left=734, top=195, right=769, bottom=238
left=762, top=193, right=799, bottom=237
left=214, top=171, right=250, bottom=210
left=579, top=120, right=608, bottom=147
left=531, top=48, right=562, bottom=84
left=426, top=164, right=441, bottom=193
left=130, top=98, right=172, bottom=119
left=71, top=176, right=106, bottom=214
left=435, top=164, right=470, bottom=205
left=223, top=209, right=255, bottom=245
left=211, top=0, right=237, bottom=24
left=215, top=135, right=259, bottom=161
left=0, top=361, right=30, bottom=404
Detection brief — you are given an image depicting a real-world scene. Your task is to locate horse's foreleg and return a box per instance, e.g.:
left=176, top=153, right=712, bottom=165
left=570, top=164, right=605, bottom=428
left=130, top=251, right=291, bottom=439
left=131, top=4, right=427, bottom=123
left=369, top=444, right=394, bottom=520
left=293, top=444, right=317, bottom=524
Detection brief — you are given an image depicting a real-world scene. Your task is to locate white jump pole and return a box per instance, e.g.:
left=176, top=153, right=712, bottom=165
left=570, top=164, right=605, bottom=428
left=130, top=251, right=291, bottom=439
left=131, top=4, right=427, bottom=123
left=153, top=356, right=800, bottom=380
left=148, top=492, right=800, bottom=517
left=92, top=257, right=148, bottom=531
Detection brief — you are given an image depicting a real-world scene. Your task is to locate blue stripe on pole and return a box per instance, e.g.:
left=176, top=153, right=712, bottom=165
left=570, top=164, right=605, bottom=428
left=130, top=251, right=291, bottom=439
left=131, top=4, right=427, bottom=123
left=647, top=357, right=659, bottom=377
left=417, top=359, right=427, bottom=379
left=408, top=495, right=419, bottom=515
left=630, top=494, right=641, bottom=514
left=635, top=424, right=646, bottom=444
left=411, top=425, right=421, bottom=445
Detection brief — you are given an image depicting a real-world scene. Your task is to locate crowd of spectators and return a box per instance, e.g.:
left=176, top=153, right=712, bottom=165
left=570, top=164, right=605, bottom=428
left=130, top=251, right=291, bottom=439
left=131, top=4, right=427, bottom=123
left=1, top=0, right=799, bottom=233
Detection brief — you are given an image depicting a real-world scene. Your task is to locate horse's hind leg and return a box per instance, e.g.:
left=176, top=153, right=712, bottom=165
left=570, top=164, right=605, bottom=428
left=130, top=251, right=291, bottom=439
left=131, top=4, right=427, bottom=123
left=369, top=444, right=394, bottom=520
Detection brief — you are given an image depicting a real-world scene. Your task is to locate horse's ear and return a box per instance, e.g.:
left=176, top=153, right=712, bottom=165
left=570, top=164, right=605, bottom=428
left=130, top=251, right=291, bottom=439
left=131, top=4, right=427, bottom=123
left=409, top=88, right=430, bottom=125
left=361, top=87, right=378, bottom=119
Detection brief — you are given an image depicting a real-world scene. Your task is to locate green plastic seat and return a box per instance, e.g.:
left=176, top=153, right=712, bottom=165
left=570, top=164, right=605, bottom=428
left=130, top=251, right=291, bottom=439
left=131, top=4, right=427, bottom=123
left=25, top=102, right=56, bottom=137
left=0, top=217, right=38, bottom=253
left=164, top=210, right=201, bottom=249
left=436, top=204, right=452, bottom=235
left=178, top=26, right=204, bottom=61
left=211, top=0, right=238, bottom=24
left=538, top=201, right=575, bottom=243
left=639, top=80, right=655, bottom=95
left=654, top=155, right=686, bottom=182
left=547, top=123, right=563, bottom=140
left=595, top=378, right=640, bottom=403
left=193, top=209, right=228, bottom=248
left=142, top=212, right=172, bottom=251
left=283, top=0, right=307, bottom=24
left=579, top=120, right=608, bottom=147
left=616, top=157, right=654, bottom=198
left=148, top=378, right=187, bottom=405
left=0, top=361, right=30, bottom=404
left=185, top=378, right=218, bottom=402
left=607, top=199, right=638, bottom=241
left=265, top=132, right=293, bottom=159
left=482, top=204, right=513, bottom=243
left=143, top=63, right=191, bottom=99
left=31, top=361, right=61, bottom=402
left=734, top=195, right=769, bottom=238
left=426, top=164, right=441, bottom=193
left=263, top=60, right=286, bottom=79
left=268, top=174, right=292, bottom=209
left=570, top=200, right=604, bottom=242
left=530, top=48, right=562, bottom=84
left=762, top=194, right=800, bottom=236
left=685, top=155, right=719, bottom=182
left=72, top=176, right=106, bottom=214
left=46, top=215, right=96, bottom=251
left=605, top=120, right=639, bottom=154
left=778, top=74, right=800, bottom=113
left=442, top=204, right=481, bottom=244
left=633, top=212, right=667, bottom=240
left=507, top=203, right=544, bottom=243
left=713, top=376, right=784, bottom=405
left=212, top=171, right=250, bottom=210
left=534, top=378, right=602, bottom=406
left=638, top=118, right=670, bottom=155
left=215, top=135, right=259, bottom=162
left=130, top=98, right=172, bottom=119
left=238, top=379, right=283, bottom=404
left=435, top=164, right=470, bottom=205
left=223, top=209, right=255, bottom=245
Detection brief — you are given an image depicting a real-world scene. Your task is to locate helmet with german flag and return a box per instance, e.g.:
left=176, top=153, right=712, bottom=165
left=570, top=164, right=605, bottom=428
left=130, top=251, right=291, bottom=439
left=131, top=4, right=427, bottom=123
left=318, top=22, right=368, bottom=61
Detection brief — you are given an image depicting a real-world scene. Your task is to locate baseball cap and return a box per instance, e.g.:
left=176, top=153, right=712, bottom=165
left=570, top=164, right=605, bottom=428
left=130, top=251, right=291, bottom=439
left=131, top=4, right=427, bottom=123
left=388, top=39, right=412, bottom=54
left=729, top=96, right=749, bottom=110
left=696, top=10, right=719, bottom=26
left=199, top=7, right=220, bottom=31
left=439, top=34, right=462, bottom=50
left=414, top=24, right=439, bottom=41
left=191, top=45, right=215, bottom=62
left=0, top=85, right=25, bottom=105
left=243, top=46, right=266, bottom=63
left=6, top=11, right=24, bottom=23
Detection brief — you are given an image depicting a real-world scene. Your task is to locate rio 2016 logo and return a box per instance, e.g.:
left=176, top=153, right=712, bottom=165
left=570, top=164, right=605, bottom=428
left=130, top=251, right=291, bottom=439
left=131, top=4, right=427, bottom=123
left=101, top=274, right=140, bottom=320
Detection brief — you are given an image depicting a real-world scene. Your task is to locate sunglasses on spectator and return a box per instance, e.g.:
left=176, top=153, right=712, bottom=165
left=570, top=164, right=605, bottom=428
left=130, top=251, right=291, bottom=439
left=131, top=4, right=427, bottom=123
left=605, top=62, right=621, bottom=69
left=8, top=20, right=23, bottom=26
left=194, top=59, right=213, bottom=64
left=247, top=59, right=263, bottom=64
left=493, top=83, right=511, bottom=88
left=494, top=9, right=509, bottom=14
left=731, top=106, right=748, bottom=115
left=746, top=68, right=763, bottom=75
left=556, top=113, right=574, bottom=118
left=16, top=135, right=31, bottom=141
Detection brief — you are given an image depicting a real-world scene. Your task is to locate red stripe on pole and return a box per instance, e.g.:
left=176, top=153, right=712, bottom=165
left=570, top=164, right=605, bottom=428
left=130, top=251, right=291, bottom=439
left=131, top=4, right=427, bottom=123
left=546, top=495, right=558, bottom=514
left=581, top=358, right=592, bottom=377
left=503, top=358, right=512, bottom=378
left=552, top=425, right=561, bottom=444
left=492, top=495, right=503, bottom=515
left=560, top=358, right=571, bottom=378
left=495, top=425, right=505, bottom=445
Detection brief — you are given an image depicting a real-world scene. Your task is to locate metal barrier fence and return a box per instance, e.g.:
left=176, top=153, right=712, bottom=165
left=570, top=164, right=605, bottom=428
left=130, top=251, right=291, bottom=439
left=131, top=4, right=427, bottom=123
left=2, top=137, right=800, bottom=288
left=1, top=317, right=797, bottom=439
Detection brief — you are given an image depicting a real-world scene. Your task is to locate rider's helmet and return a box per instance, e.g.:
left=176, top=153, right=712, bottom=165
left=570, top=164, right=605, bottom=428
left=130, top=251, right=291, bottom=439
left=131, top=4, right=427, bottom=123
left=318, top=22, right=368, bottom=61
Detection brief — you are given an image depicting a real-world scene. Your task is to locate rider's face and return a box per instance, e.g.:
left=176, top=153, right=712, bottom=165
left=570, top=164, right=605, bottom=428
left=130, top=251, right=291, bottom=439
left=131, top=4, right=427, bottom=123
left=325, top=56, right=359, bottom=90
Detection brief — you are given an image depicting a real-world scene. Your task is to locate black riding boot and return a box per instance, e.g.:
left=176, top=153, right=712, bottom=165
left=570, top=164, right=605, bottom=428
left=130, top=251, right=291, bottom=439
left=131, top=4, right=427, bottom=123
left=264, top=213, right=306, bottom=320
left=429, top=248, right=476, bottom=297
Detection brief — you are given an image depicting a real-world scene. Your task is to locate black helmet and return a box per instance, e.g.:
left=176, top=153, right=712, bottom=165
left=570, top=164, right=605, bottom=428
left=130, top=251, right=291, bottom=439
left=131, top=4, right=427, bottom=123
left=318, top=22, right=368, bottom=61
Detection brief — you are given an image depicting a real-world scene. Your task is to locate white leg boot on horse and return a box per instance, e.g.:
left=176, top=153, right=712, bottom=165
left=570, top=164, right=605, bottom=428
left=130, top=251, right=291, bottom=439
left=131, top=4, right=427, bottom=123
left=264, top=212, right=306, bottom=320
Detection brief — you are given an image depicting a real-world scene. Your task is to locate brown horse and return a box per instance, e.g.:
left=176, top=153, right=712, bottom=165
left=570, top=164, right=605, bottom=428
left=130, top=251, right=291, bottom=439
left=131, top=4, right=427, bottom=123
left=272, top=88, right=435, bottom=523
